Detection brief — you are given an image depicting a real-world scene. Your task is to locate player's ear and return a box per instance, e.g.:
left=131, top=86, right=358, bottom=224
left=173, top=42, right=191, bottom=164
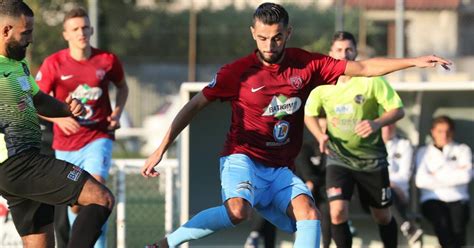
left=250, top=25, right=256, bottom=40
left=2, top=24, right=13, bottom=39
left=286, top=25, right=292, bottom=40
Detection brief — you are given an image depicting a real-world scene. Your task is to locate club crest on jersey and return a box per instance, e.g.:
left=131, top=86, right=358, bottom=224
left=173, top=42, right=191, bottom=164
left=21, top=62, right=30, bottom=76
left=262, top=95, right=302, bottom=119
left=354, top=94, right=365, bottom=104
left=96, top=69, right=106, bottom=80
left=207, top=75, right=217, bottom=88
left=289, top=76, right=303, bottom=89
left=273, top=120, right=290, bottom=143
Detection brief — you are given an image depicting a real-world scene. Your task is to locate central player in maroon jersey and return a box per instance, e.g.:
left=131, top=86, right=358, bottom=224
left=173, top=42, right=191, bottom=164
left=141, top=3, right=450, bottom=248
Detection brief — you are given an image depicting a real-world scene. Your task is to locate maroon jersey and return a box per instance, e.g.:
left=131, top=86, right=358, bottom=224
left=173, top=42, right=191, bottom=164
left=202, top=48, right=346, bottom=169
left=36, top=48, right=124, bottom=151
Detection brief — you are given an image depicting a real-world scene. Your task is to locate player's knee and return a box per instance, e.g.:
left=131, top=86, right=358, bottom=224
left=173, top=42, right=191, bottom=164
left=330, top=207, right=348, bottom=224
left=94, top=186, right=115, bottom=210
left=226, top=202, right=252, bottom=224
left=372, top=210, right=391, bottom=225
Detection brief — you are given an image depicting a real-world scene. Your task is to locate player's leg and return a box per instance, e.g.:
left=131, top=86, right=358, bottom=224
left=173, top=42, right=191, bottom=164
left=58, top=138, right=113, bottom=248
left=56, top=139, right=112, bottom=245
left=355, top=167, right=397, bottom=248
left=21, top=223, right=55, bottom=248
left=150, top=154, right=255, bottom=248
left=0, top=150, right=113, bottom=248
left=257, top=165, right=320, bottom=247
left=326, top=165, right=354, bottom=248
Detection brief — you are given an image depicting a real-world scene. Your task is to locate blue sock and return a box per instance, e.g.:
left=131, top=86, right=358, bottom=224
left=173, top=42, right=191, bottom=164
left=294, top=220, right=321, bottom=248
left=167, top=205, right=234, bottom=247
left=69, top=207, right=107, bottom=248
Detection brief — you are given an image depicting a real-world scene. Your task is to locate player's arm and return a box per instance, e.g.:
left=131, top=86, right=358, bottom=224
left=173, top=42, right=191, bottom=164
left=355, top=107, right=404, bottom=138
left=108, top=78, right=129, bottom=130
left=33, top=91, right=84, bottom=118
left=304, top=116, right=330, bottom=155
left=344, top=55, right=451, bottom=77
left=141, top=92, right=211, bottom=178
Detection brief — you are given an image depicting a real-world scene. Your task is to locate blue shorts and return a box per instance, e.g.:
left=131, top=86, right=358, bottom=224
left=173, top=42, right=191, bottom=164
left=55, top=138, right=113, bottom=180
left=219, top=153, right=313, bottom=233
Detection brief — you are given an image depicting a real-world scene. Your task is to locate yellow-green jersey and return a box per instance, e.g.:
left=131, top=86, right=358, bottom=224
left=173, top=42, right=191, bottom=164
left=0, top=55, right=41, bottom=163
left=305, top=76, right=403, bottom=171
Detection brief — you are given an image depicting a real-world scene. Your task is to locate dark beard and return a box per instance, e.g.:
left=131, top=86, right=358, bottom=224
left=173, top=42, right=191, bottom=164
left=6, top=39, right=27, bottom=61
left=257, top=49, right=285, bottom=64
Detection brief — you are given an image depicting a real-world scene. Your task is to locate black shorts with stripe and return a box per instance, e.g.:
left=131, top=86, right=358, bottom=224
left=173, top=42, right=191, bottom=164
left=326, top=163, right=392, bottom=209
left=0, top=149, right=89, bottom=236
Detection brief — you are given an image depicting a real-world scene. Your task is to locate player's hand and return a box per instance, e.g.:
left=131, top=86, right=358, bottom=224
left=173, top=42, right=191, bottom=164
left=107, top=114, right=121, bottom=130
left=54, top=117, right=80, bottom=135
left=65, top=95, right=84, bottom=117
left=141, top=150, right=164, bottom=178
left=317, top=134, right=331, bottom=155
left=412, top=55, right=452, bottom=70
left=355, top=120, right=381, bottom=138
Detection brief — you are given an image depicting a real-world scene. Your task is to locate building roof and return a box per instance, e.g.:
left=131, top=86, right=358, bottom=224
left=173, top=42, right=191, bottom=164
left=345, top=0, right=460, bottom=10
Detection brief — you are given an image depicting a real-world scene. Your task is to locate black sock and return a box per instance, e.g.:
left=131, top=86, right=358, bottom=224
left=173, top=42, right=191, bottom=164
left=331, top=222, right=352, bottom=248
left=68, top=204, right=111, bottom=248
left=378, top=217, right=398, bottom=248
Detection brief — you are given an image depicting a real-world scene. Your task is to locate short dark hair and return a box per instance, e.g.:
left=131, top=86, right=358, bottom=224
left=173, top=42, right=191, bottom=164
left=0, top=0, right=34, bottom=18
left=252, top=2, right=289, bottom=27
left=432, top=115, right=455, bottom=131
left=332, top=31, right=357, bottom=48
left=63, top=7, right=88, bottom=25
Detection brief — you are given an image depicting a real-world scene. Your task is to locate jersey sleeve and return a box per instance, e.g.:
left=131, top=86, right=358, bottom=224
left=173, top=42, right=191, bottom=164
left=372, top=77, right=403, bottom=111
left=108, top=53, right=125, bottom=83
left=202, top=64, right=240, bottom=102
left=35, top=57, right=56, bottom=94
left=304, top=87, right=323, bottom=117
left=311, top=53, right=347, bottom=85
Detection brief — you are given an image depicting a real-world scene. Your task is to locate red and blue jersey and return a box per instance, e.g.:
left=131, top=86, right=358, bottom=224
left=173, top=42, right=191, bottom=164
left=202, top=48, right=346, bottom=169
left=36, top=48, right=124, bottom=151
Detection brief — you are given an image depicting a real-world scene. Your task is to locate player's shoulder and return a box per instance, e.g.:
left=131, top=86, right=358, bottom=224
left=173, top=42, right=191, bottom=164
left=220, top=53, right=255, bottom=74
left=286, top=48, right=327, bottom=61
left=43, top=49, right=68, bottom=64
left=91, top=47, right=119, bottom=61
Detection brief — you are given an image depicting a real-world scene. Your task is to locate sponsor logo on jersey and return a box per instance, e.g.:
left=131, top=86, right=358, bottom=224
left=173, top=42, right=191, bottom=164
left=21, top=62, right=30, bottom=76
left=354, top=94, right=365, bottom=104
left=71, top=84, right=103, bottom=102
left=273, top=120, right=290, bottom=143
left=96, top=69, right=106, bottom=80
left=262, top=95, right=302, bottom=119
left=207, top=75, right=217, bottom=88
left=35, top=71, right=42, bottom=81
left=67, top=166, right=83, bottom=182
left=17, top=76, right=31, bottom=91
left=289, top=76, right=303, bottom=89
left=334, top=104, right=353, bottom=114
left=327, top=187, right=342, bottom=198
